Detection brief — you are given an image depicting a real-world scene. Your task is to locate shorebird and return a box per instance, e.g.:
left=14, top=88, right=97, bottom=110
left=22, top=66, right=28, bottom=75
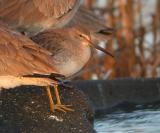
left=67, top=7, right=114, bottom=42
left=0, top=0, right=82, bottom=36
left=32, top=26, right=114, bottom=107
left=0, top=22, right=73, bottom=113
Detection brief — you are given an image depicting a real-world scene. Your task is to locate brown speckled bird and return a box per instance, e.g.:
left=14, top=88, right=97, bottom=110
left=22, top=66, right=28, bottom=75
left=0, top=0, right=81, bottom=35
left=32, top=27, right=114, bottom=107
left=0, top=22, right=73, bottom=113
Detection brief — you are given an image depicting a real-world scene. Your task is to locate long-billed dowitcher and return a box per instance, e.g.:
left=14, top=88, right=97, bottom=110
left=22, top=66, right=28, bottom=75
left=32, top=26, right=114, bottom=110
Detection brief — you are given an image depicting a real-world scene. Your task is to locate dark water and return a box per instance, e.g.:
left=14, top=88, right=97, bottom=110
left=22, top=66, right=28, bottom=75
left=94, top=105, right=160, bottom=133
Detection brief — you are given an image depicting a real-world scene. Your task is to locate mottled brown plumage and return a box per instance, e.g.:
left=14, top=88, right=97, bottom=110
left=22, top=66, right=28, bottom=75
left=0, top=0, right=81, bottom=35
left=0, top=22, right=73, bottom=112
left=0, top=22, right=59, bottom=77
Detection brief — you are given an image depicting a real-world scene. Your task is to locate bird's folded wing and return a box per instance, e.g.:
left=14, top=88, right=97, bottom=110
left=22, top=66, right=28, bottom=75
left=0, top=0, right=78, bottom=19
left=0, top=22, right=61, bottom=77
left=33, top=0, right=78, bottom=18
left=0, top=0, right=26, bottom=17
left=31, top=28, right=71, bottom=58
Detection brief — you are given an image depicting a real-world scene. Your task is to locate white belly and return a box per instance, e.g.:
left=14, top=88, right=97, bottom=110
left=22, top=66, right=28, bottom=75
left=57, top=61, right=83, bottom=77
left=55, top=47, right=91, bottom=78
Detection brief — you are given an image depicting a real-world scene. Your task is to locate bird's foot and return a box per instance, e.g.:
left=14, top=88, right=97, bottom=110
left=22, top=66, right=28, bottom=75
left=58, top=80, right=73, bottom=89
left=55, top=104, right=74, bottom=113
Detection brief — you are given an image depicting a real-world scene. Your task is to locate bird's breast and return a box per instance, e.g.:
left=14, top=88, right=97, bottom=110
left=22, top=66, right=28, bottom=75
left=53, top=46, right=91, bottom=78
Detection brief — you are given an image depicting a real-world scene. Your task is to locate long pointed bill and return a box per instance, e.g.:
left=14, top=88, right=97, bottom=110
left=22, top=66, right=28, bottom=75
left=85, top=38, right=114, bottom=58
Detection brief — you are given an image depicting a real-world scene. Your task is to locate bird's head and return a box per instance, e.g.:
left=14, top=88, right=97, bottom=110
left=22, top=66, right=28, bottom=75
left=70, top=26, right=114, bottom=58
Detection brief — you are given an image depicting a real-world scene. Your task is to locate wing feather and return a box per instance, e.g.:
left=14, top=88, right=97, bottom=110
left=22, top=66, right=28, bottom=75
left=0, top=0, right=81, bottom=35
left=0, top=22, right=61, bottom=77
left=33, top=0, right=78, bottom=17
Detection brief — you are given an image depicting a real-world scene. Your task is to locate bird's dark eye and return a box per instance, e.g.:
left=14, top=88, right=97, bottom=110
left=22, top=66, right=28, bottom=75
left=79, top=34, right=83, bottom=37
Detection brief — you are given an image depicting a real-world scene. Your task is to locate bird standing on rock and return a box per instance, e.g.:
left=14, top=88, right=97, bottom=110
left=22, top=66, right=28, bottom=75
left=32, top=26, right=114, bottom=108
left=0, top=0, right=82, bottom=35
left=0, top=0, right=114, bottom=113
left=0, top=22, right=73, bottom=113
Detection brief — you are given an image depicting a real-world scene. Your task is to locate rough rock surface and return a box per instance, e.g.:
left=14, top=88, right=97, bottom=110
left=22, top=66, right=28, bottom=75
left=0, top=85, right=95, bottom=133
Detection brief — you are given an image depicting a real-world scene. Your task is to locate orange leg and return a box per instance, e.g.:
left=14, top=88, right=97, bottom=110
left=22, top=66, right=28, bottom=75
left=46, top=86, right=55, bottom=112
left=54, top=85, right=74, bottom=113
